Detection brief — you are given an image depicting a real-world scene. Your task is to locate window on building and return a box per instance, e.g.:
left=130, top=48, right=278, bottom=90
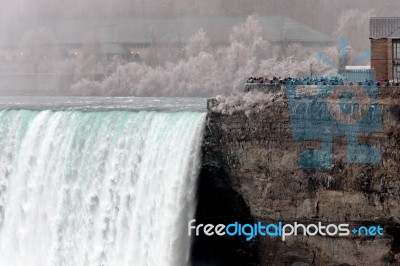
left=394, top=65, right=400, bottom=79
left=393, top=40, right=400, bottom=59
left=393, top=40, right=400, bottom=79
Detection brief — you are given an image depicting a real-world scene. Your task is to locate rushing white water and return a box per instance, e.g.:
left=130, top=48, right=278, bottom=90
left=0, top=110, right=206, bottom=266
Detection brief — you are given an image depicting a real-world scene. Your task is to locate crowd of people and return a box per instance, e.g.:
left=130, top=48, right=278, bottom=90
left=377, top=79, right=400, bottom=87
left=246, top=76, right=400, bottom=87
left=246, top=76, right=346, bottom=86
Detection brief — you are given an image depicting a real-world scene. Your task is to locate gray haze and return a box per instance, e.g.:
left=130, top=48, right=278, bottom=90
left=1, top=0, right=398, bottom=33
left=0, top=0, right=398, bottom=96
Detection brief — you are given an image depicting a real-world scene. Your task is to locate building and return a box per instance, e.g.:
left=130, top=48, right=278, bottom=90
left=370, top=17, right=400, bottom=81
left=345, top=66, right=376, bottom=83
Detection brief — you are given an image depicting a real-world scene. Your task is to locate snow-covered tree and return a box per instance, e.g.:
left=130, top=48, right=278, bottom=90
left=71, top=79, right=102, bottom=96
left=251, top=37, right=270, bottom=63
left=184, top=29, right=210, bottom=58
left=286, top=43, right=307, bottom=60
left=229, top=15, right=263, bottom=47
left=70, top=15, right=335, bottom=97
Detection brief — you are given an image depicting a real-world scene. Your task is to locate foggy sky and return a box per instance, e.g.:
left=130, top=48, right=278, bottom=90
left=1, top=0, right=399, bottom=36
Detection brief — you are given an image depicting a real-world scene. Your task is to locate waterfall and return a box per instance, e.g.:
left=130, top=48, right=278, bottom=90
left=0, top=110, right=205, bottom=266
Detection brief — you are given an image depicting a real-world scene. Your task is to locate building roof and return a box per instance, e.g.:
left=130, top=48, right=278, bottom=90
left=345, top=66, right=371, bottom=71
left=0, top=16, right=333, bottom=48
left=370, top=17, right=400, bottom=39
left=388, top=27, right=400, bottom=39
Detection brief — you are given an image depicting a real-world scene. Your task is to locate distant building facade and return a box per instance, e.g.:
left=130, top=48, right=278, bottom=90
left=345, top=66, right=375, bottom=83
left=370, top=17, right=400, bottom=80
left=0, top=16, right=333, bottom=58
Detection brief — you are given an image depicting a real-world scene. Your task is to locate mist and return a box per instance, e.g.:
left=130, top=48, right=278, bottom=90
left=0, top=0, right=399, bottom=96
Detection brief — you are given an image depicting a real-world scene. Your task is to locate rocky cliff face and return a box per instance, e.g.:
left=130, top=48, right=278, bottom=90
left=196, top=89, right=400, bottom=266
